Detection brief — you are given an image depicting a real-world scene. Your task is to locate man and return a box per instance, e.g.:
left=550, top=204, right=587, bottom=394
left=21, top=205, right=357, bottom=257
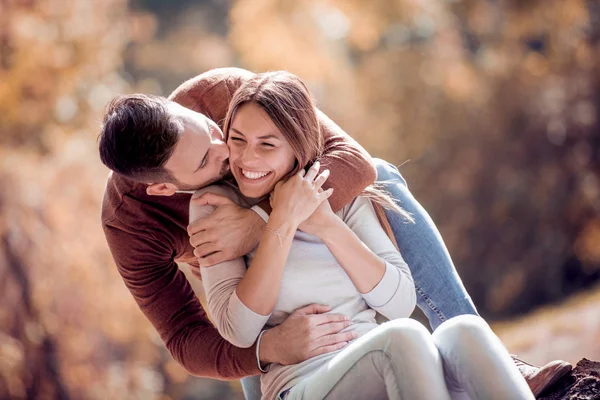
left=99, top=67, right=571, bottom=398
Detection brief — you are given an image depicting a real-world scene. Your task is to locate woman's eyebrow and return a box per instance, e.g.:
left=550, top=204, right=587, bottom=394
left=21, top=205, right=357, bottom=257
left=231, top=127, right=279, bottom=140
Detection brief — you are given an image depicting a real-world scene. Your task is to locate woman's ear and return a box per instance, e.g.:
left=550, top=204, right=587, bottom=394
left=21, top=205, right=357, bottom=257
left=146, top=182, right=178, bottom=196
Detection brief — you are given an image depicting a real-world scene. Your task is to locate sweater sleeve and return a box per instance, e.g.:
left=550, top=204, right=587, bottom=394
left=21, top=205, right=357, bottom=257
left=189, top=185, right=271, bottom=349
left=168, top=67, right=377, bottom=213
left=316, top=109, right=377, bottom=212
left=102, top=219, right=260, bottom=380
left=341, top=197, right=417, bottom=320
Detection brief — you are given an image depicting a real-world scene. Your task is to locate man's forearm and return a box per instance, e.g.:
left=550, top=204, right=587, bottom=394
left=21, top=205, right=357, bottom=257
left=168, top=323, right=261, bottom=379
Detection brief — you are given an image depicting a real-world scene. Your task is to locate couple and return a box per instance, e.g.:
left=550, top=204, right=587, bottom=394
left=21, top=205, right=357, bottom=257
left=99, top=68, right=570, bottom=399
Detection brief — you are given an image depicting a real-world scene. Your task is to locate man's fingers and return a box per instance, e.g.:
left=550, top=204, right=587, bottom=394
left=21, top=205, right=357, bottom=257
left=313, top=320, right=353, bottom=337
left=187, top=217, right=210, bottom=237
left=311, top=313, right=350, bottom=326
left=312, top=169, right=330, bottom=190
left=189, top=230, right=211, bottom=248
left=304, top=161, right=320, bottom=182
left=193, top=242, right=219, bottom=258
left=199, top=252, right=225, bottom=267
left=308, top=342, right=348, bottom=359
left=293, top=303, right=332, bottom=316
left=314, top=331, right=358, bottom=349
left=189, top=266, right=202, bottom=279
left=191, top=193, right=234, bottom=207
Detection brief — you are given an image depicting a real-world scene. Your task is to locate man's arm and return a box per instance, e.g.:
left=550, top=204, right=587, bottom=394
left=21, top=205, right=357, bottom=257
left=315, top=109, right=377, bottom=212
left=103, top=220, right=260, bottom=379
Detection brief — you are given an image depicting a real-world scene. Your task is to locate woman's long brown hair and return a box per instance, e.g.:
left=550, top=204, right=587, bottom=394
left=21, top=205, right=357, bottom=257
left=222, top=71, right=413, bottom=240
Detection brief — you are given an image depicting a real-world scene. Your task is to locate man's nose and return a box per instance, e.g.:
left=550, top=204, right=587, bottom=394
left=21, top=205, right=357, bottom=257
left=215, top=140, right=230, bottom=161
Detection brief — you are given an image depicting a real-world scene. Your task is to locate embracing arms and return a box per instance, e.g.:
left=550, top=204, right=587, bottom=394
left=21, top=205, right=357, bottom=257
left=170, top=67, right=376, bottom=214
left=193, top=164, right=334, bottom=347
left=173, top=68, right=376, bottom=266
left=102, top=218, right=260, bottom=379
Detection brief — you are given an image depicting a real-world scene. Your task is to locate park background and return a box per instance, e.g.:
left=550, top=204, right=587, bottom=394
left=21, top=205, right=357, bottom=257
left=0, top=0, right=599, bottom=398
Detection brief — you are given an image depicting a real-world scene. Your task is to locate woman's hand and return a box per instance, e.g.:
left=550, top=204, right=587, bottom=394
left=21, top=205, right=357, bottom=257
left=298, top=193, right=338, bottom=237
left=270, top=161, right=333, bottom=227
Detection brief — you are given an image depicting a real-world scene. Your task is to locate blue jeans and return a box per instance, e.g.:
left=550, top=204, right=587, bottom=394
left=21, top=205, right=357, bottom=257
left=241, top=159, right=479, bottom=400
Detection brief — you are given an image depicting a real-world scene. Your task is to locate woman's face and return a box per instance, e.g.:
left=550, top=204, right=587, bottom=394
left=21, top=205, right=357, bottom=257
left=228, top=102, right=297, bottom=199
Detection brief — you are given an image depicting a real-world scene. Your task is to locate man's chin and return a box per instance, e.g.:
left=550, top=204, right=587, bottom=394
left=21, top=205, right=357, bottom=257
left=176, top=168, right=233, bottom=192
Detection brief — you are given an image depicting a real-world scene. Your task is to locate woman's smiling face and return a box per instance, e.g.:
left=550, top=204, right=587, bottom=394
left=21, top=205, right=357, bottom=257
left=228, top=102, right=297, bottom=199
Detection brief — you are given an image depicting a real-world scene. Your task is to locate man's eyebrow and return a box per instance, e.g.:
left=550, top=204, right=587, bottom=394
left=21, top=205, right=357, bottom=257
left=194, top=119, right=211, bottom=172
left=230, top=127, right=279, bottom=140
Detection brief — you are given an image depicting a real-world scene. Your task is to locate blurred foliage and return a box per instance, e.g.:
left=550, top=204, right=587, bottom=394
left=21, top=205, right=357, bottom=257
left=226, top=0, right=600, bottom=317
left=0, top=0, right=599, bottom=399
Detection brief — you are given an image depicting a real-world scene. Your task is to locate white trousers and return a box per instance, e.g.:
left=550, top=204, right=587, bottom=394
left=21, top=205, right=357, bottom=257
left=283, top=315, right=534, bottom=400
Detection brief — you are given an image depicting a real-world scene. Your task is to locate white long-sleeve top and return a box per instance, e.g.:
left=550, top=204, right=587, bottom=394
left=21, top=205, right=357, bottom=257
left=190, top=183, right=416, bottom=400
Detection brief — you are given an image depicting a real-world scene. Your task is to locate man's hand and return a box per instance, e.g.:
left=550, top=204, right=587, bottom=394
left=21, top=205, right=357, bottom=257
left=188, top=193, right=266, bottom=266
left=259, top=304, right=358, bottom=366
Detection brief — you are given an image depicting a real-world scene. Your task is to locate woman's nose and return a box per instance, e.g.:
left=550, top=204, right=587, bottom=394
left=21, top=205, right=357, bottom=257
left=241, top=146, right=259, bottom=163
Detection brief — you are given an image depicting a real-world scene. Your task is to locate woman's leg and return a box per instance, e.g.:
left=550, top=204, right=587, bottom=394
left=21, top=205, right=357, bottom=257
left=285, top=319, right=451, bottom=400
left=374, top=159, right=478, bottom=331
left=375, top=159, right=572, bottom=395
left=432, top=315, right=535, bottom=400
left=241, top=375, right=262, bottom=400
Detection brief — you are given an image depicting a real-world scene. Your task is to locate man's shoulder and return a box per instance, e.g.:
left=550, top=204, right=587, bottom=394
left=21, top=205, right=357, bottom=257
left=168, top=67, right=255, bottom=112
left=101, top=172, right=190, bottom=233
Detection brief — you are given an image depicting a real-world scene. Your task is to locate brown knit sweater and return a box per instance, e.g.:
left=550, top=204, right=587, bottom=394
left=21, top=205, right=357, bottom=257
left=101, top=67, right=376, bottom=380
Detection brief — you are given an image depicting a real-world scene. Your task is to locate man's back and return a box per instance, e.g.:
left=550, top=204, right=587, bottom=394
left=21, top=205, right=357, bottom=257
left=100, top=67, right=376, bottom=379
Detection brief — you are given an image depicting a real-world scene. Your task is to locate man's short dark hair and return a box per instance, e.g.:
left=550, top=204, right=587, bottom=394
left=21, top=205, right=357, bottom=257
left=98, top=94, right=181, bottom=183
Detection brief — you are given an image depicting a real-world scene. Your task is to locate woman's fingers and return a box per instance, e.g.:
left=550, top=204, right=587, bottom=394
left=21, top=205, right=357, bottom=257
left=312, top=169, right=330, bottom=190
left=304, top=160, right=320, bottom=182
left=318, top=188, right=334, bottom=202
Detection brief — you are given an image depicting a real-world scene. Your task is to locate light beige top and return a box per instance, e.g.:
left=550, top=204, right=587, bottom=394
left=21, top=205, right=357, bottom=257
left=191, top=184, right=416, bottom=400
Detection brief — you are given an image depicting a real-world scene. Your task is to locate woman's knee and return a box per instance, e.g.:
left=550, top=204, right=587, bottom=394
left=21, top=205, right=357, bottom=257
left=370, top=319, right=433, bottom=354
left=373, top=159, right=407, bottom=185
left=432, top=315, right=493, bottom=352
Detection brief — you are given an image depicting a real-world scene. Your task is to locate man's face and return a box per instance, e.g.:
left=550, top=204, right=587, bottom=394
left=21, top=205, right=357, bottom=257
left=162, top=102, right=230, bottom=191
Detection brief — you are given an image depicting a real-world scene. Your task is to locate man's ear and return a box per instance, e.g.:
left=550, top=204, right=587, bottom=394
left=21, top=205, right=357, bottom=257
left=146, top=182, right=178, bottom=196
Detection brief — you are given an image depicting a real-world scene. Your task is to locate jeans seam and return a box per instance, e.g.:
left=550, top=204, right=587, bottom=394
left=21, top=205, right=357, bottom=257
left=416, top=285, right=446, bottom=323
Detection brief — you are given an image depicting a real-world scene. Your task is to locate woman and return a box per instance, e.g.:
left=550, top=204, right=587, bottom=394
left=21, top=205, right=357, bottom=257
left=190, top=72, right=534, bottom=400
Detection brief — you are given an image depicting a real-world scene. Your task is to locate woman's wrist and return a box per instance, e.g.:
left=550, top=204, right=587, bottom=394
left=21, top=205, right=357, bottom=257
left=317, top=215, right=346, bottom=243
left=268, top=210, right=299, bottom=237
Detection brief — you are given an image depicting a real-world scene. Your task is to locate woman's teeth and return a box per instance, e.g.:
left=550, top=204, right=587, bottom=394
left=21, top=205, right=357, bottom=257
left=241, top=169, right=270, bottom=180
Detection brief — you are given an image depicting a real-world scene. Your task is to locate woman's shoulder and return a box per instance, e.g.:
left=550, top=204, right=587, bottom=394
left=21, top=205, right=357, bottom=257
left=337, top=195, right=375, bottom=221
